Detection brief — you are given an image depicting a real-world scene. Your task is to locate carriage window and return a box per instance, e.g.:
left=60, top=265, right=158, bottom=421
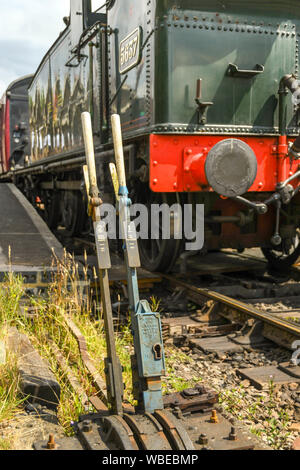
left=91, top=0, right=104, bottom=12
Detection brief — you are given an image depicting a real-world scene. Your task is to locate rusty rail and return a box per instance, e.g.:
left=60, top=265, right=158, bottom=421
left=162, top=274, right=300, bottom=350
left=64, top=316, right=108, bottom=410
left=49, top=339, right=90, bottom=410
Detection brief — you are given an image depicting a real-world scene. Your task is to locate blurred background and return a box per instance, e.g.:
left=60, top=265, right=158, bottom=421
left=0, top=0, right=70, bottom=95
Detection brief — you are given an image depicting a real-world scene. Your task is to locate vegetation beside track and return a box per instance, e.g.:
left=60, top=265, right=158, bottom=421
left=219, top=381, right=291, bottom=449
left=0, top=253, right=298, bottom=450
left=0, top=254, right=198, bottom=448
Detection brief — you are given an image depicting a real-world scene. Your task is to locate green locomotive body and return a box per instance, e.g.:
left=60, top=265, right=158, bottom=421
left=8, top=0, right=300, bottom=271
left=110, top=0, right=299, bottom=136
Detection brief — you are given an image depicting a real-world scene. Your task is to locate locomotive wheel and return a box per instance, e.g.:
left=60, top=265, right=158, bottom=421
left=131, top=183, right=182, bottom=272
left=43, top=190, right=60, bottom=230
left=261, top=228, right=300, bottom=271
left=77, top=193, right=93, bottom=237
left=61, top=190, right=81, bottom=236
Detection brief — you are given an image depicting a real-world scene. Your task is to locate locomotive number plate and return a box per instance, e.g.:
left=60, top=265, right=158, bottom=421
left=119, top=27, right=142, bottom=74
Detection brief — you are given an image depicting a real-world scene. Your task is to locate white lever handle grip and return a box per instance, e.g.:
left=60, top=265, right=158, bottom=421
left=81, top=112, right=97, bottom=193
left=111, top=114, right=126, bottom=189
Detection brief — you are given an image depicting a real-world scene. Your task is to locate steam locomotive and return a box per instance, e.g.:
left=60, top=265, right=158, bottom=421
left=1, top=0, right=300, bottom=273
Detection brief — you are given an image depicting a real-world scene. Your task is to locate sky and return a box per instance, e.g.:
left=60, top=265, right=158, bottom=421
left=0, top=0, right=70, bottom=96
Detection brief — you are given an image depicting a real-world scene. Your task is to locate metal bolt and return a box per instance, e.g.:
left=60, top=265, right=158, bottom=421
left=82, top=420, right=93, bottom=433
left=47, top=434, right=56, bottom=450
left=198, top=433, right=209, bottom=445
left=229, top=427, right=238, bottom=441
left=271, top=234, right=282, bottom=246
left=91, top=197, right=102, bottom=207
left=210, top=409, right=219, bottom=423
left=173, top=406, right=183, bottom=420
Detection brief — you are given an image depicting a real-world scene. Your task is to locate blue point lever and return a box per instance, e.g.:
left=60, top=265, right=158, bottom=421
left=111, top=114, right=165, bottom=414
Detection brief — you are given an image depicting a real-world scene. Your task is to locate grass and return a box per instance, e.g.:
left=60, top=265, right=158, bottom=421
left=0, top=255, right=116, bottom=437
left=0, top=438, right=13, bottom=450
left=149, top=296, right=162, bottom=313
left=0, top=353, right=25, bottom=423
left=0, top=252, right=197, bottom=445
left=286, top=317, right=300, bottom=325
left=163, top=347, right=200, bottom=394
left=0, top=273, right=27, bottom=437
left=219, top=379, right=292, bottom=449
left=1, top=254, right=296, bottom=450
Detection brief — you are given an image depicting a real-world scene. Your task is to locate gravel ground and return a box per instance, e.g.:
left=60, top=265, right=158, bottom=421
left=164, top=341, right=300, bottom=450
left=151, top=253, right=300, bottom=450
left=0, top=405, right=65, bottom=450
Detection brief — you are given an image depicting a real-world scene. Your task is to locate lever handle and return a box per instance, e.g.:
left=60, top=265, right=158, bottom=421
left=83, top=165, right=90, bottom=198
left=109, top=163, right=120, bottom=201
left=111, top=114, right=127, bottom=190
left=81, top=112, right=98, bottom=197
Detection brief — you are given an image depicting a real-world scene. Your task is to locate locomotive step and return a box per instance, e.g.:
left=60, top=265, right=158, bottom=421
left=0, top=183, right=63, bottom=274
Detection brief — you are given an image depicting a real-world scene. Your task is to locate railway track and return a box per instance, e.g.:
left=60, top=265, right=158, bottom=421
left=30, top=312, right=270, bottom=451
left=2, top=248, right=300, bottom=450
left=161, top=273, right=300, bottom=351
left=31, top=254, right=300, bottom=449
left=56, top=236, right=300, bottom=353
left=66, top=248, right=300, bottom=399
left=3, top=219, right=300, bottom=450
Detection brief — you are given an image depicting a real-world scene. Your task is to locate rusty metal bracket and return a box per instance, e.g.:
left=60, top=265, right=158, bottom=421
left=228, top=319, right=271, bottom=347
left=163, top=385, right=217, bottom=414
left=77, top=414, right=139, bottom=450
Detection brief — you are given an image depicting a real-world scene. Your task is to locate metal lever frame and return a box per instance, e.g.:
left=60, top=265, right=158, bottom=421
left=81, top=112, right=124, bottom=416
left=111, top=114, right=165, bottom=414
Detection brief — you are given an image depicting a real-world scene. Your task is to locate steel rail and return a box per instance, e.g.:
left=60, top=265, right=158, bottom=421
left=162, top=274, right=300, bottom=350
